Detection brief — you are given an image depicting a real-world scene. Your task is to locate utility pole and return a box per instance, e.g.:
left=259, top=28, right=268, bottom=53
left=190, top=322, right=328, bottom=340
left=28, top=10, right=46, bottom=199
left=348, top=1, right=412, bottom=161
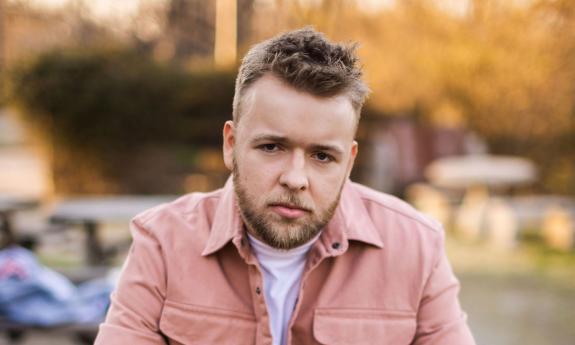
left=0, top=0, right=5, bottom=103
left=214, top=0, right=237, bottom=68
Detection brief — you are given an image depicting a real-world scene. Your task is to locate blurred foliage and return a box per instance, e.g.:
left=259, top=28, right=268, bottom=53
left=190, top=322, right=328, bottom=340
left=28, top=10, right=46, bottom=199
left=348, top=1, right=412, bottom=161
left=8, top=48, right=235, bottom=194
left=251, top=0, right=575, bottom=194
left=9, top=48, right=234, bottom=147
left=5, top=0, right=575, bottom=194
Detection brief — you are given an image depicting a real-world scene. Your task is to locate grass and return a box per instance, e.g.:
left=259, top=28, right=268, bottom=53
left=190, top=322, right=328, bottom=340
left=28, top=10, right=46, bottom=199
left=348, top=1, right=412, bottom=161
left=446, top=234, right=575, bottom=289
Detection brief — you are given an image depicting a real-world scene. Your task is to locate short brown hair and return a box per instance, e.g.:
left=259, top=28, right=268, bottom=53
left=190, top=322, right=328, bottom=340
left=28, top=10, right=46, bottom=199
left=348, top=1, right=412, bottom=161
left=233, top=28, right=369, bottom=122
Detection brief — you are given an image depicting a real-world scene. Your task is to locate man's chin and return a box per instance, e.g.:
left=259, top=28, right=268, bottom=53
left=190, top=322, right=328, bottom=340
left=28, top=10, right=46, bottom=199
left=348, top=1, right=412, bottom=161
left=269, top=215, right=308, bottom=226
left=252, top=222, right=316, bottom=247
left=264, top=233, right=317, bottom=250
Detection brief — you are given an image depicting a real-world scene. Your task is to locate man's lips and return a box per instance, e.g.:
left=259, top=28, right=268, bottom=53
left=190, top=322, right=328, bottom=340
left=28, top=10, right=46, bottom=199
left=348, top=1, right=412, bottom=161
left=268, top=203, right=310, bottom=219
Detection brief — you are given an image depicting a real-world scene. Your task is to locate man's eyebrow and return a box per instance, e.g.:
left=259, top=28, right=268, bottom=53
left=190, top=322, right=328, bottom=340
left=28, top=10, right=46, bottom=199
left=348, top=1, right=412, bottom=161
left=309, top=144, right=344, bottom=156
left=250, top=134, right=344, bottom=155
left=250, top=134, right=289, bottom=144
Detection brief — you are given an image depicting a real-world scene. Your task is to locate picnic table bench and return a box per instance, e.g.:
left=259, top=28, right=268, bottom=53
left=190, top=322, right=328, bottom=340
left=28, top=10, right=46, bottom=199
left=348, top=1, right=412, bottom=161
left=48, top=195, right=175, bottom=265
left=1, top=196, right=174, bottom=343
left=0, top=195, right=40, bottom=249
left=0, top=317, right=99, bottom=344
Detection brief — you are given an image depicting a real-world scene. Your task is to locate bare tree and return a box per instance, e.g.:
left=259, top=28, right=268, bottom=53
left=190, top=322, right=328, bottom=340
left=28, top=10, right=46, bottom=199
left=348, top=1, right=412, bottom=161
left=237, top=0, right=254, bottom=49
left=166, top=0, right=216, bottom=61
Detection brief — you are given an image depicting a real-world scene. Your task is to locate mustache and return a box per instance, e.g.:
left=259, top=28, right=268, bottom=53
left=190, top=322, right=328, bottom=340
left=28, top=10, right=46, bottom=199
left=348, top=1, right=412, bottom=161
left=266, top=194, right=313, bottom=212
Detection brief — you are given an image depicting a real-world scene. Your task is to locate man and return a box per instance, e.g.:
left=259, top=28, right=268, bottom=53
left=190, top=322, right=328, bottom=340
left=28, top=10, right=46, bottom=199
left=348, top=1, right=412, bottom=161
left=95, top=28, right=476, bottom=345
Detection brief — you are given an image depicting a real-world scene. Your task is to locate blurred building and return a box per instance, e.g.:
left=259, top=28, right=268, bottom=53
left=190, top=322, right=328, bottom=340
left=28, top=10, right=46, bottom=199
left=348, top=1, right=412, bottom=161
left=361, top=117, right=487, bottom=195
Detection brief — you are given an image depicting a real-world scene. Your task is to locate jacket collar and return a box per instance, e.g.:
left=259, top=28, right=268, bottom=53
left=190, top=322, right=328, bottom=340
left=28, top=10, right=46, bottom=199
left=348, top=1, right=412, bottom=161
left=201, top=177, right=243, bottom=256
left=325, top=181, right=384, bottom=251
left=201, top=177, right=383, bottom=257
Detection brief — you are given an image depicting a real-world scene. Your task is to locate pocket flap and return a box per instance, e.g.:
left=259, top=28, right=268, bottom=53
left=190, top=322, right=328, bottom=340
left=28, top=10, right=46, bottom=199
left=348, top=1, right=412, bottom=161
left=160, top=300, right=256, bottom=345
left=313, top=308, right=416, bottom=345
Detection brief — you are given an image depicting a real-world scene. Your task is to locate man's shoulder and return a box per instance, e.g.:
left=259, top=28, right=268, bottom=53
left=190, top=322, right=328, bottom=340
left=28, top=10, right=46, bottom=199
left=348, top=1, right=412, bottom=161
left=349, top=181, right=443, bottom=234
left=131, top=187, right=225, bottom=230
left=346, top=182, right=445, bottom=267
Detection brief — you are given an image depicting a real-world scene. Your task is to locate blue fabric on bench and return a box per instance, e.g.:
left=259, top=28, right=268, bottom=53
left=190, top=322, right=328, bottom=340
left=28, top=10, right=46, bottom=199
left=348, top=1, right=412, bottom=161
left=0, top=246, right=113, bottom=326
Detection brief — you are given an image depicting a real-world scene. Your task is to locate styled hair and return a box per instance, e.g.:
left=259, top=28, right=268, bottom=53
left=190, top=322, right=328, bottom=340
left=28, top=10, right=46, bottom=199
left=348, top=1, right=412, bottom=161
left=232, top=27, right=370, bottom=122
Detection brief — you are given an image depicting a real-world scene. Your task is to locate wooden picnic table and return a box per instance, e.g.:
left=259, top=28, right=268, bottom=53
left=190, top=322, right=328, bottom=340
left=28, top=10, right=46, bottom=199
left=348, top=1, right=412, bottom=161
left=48, top=196, right=175, bottom=266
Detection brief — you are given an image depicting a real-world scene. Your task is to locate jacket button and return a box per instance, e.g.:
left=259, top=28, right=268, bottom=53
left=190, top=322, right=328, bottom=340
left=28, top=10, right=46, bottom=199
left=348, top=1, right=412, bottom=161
left=255, top=287, right=261, bottom=295
left=331, top=242, right=341, bottom=250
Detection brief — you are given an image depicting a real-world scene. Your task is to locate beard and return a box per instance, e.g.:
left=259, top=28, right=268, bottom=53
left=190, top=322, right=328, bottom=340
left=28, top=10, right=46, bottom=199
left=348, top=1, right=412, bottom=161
left=232, top=159, right=343, bottom=250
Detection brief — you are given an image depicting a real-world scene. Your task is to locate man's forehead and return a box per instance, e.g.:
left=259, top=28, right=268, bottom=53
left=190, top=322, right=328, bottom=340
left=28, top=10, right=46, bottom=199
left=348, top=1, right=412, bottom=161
left=237, top=75, right=357, bottom=136
left=240, top=75, right=355, bottom=116
left=237, top=112, right=355, bottom=150
left=245, top=74, right=353, bottom=105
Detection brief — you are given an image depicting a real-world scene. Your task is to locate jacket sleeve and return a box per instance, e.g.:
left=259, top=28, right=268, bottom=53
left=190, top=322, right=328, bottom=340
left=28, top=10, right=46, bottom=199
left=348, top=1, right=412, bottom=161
left=412, top=230, right=476, bottom=345
left=94, top=218, right=167, bottom=344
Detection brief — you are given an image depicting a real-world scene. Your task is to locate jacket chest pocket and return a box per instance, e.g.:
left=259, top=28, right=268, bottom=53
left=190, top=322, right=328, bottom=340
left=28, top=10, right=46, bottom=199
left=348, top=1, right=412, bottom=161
left=159, top=299, right=257, bottom=345
left=313, top=308, right=417, bottom=345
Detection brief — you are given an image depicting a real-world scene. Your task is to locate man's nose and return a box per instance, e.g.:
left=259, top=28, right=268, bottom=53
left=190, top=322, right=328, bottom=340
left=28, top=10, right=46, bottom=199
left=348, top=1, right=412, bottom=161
left=279, top=151, right=309, bottom=191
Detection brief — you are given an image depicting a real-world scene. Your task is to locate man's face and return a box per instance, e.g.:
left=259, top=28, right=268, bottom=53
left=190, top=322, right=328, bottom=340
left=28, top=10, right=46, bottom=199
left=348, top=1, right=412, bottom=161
left=223, top=74, right=358, bottom=249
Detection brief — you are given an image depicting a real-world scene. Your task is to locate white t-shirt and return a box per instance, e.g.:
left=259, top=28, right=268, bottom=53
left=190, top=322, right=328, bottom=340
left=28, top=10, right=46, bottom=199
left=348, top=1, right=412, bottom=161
left=247, top=233, right=319, bottom=345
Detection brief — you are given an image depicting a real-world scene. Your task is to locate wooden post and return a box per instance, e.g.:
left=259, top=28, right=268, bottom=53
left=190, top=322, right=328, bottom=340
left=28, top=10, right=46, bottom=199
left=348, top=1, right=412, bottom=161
left=215, top=0, right=237, bottom=68
left=84, top=220, right=107, bottom=266
left=543, top=206, right=574, bottom=252
left=0, top=0, right=5, bottom=79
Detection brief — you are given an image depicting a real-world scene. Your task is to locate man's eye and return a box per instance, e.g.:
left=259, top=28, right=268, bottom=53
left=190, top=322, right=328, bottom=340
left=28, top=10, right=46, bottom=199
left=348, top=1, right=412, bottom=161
left=260, top=144, right=279, bottom=152
left=314, top=152, right=334, bottom=162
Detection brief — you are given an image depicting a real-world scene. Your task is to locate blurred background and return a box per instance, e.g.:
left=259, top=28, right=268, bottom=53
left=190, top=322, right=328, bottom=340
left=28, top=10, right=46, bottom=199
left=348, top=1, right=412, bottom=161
left=0, top=0, right=574, bottom=344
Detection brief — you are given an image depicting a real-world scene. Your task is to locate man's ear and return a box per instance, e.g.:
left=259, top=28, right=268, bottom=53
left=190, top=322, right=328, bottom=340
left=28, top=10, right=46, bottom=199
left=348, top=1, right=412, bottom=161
left=222, top=120, right=235, bottom=171
left=346, top=140, right=358, bottom=178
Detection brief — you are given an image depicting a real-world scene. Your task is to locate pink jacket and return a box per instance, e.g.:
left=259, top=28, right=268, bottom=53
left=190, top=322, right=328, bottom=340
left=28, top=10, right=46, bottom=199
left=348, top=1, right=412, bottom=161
left=95, top=179, right=475, bottom=345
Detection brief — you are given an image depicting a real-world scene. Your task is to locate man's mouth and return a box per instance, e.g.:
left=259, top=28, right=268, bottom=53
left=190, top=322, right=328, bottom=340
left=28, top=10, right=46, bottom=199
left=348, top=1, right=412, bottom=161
left=268, top=202, right=310, bottom=219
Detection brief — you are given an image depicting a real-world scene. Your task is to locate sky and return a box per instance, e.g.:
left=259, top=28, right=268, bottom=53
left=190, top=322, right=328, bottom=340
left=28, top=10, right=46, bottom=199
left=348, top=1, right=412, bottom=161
left=9, top=0, right=157, bottom=21
left=16, top=0, right=474, bottom=19
left=8, top=0, right=167, bottom=36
